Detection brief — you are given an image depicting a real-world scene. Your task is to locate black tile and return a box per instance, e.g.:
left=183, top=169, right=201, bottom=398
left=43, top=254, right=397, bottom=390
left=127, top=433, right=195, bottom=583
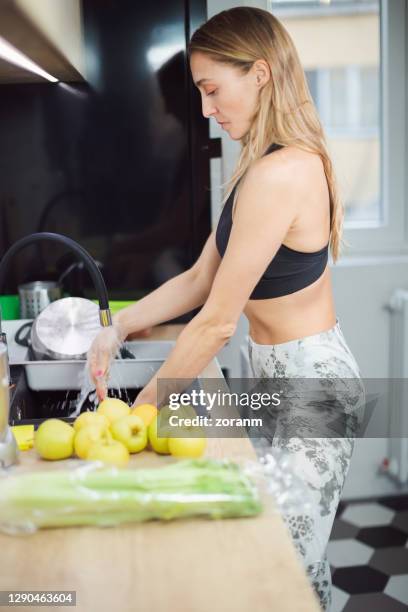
left=379, top=495, right=408, bottom=512
left=330, top=518, right=359, bottom=541
left=343, top=592, right=408, bottom=612
left=333, top=565, right=389, bottom=594
left=357, top=526, right=408, bottom=549
left=393, top=510, right=408, bottom=535
left=369, top=546, right=408, bottom=576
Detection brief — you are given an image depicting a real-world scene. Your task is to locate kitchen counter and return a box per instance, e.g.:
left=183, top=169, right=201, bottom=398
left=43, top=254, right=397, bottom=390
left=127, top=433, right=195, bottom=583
left=0, top=324, right=320, bottom=612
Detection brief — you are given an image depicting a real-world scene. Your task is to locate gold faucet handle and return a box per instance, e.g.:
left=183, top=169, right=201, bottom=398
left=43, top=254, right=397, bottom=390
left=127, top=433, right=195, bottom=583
left=99, top=309, right=113, bottom=327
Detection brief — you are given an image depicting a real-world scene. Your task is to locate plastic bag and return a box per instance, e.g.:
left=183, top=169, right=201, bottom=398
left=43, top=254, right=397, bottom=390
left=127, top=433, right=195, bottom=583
left=0, top=457, right=263, bottom=535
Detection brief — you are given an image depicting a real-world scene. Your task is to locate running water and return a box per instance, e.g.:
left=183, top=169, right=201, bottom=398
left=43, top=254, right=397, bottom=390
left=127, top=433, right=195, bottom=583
left=68, top=341, right=141, bottom=418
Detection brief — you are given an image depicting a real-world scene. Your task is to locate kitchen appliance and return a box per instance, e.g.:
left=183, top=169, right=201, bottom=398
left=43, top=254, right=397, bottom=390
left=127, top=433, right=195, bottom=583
left=18, top=280, right=62, bottom=319
left=0, top=341, right=19, bottom=467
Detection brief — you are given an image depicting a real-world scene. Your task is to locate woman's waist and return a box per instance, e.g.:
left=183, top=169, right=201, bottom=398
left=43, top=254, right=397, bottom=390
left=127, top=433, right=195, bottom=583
left=246, top=310, right=338, bottom=346
left=244, top=273, right=335, bottom=344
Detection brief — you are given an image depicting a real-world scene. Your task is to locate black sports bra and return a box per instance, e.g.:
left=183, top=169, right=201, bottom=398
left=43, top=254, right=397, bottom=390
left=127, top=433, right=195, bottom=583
left=215, top=143, right=329, bottom=300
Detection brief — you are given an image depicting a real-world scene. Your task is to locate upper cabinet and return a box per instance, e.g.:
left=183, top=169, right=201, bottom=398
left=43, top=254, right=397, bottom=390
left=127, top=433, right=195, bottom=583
left=0, top=0, right=86, bottom=83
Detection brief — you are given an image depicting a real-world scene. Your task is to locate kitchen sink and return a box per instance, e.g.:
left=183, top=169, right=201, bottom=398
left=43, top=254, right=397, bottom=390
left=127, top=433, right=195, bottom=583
left=9, top=363, right=143, bottom=428
left=8, top=340, right=207, bottom=429
left=1, top=319, right=224, bottom=429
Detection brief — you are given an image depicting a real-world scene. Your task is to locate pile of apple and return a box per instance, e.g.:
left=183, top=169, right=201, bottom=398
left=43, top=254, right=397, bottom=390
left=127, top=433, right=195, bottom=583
left=34, top=398, right=206, bottom=468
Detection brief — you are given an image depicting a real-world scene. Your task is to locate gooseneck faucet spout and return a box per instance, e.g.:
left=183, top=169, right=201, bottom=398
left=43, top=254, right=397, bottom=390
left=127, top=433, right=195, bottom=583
left=0, top=232, right=112, bottom=374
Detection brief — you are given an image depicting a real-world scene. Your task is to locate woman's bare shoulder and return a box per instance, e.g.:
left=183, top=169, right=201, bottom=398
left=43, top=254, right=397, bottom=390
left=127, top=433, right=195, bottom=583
left=257, top=144, right=323, bottom=181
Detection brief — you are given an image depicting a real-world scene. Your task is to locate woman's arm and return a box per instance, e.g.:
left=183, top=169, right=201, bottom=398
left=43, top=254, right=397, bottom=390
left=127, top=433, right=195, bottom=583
left=114, top=231, right=221, bottom=337
left=134, top=154, right=301, bottom=407
left=88, top=232, right=221, bottom=400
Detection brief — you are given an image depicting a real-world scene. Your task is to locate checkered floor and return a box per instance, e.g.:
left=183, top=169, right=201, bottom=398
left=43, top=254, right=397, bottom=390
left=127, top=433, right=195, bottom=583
left=328, top=495, right=408, bottom=611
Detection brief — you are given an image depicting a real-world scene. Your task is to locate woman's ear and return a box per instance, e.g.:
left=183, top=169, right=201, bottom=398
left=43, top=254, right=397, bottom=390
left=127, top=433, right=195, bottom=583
left=253, top=59, right=271, bottom=88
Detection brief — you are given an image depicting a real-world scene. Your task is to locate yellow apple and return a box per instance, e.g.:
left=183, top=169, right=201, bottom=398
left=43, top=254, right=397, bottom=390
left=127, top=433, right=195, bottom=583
left=87, top=438, right=130, bottom=467
left=97, top=397, right=130, bottom=424
left=147, top=414, right=170, bottom=454
left=131, top=403, right=158, bottom=427
left=168, top=434, right=207, bottom=458
left=110, top=415, right=147, bottom=453
left=34, top=419, right=75, bottom=460
left=74, top=424, right=110, bottom=459
left=74, top=411, right=110, bottom=433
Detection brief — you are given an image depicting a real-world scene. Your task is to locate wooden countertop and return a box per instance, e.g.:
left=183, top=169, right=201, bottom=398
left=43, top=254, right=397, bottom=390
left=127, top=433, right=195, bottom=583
left=0, top=324, right=319, bottom=612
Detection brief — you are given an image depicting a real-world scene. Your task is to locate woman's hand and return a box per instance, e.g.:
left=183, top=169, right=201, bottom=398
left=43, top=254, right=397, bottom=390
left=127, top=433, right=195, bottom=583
left=87, top=322, right=154, bottom=401
left=87, top=324, right=125, bottom=401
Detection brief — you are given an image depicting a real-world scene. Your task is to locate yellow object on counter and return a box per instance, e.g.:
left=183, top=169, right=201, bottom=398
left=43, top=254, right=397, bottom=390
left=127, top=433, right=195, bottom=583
left=11, top=425, right=35, bottom=451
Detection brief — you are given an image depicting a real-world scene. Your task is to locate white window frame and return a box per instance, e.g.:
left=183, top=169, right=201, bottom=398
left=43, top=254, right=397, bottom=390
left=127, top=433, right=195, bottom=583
left=340, top=0, right=407, bottom=258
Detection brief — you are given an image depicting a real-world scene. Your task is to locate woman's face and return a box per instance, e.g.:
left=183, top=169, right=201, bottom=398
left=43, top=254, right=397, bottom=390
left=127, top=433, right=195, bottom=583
left=190, top=52, right=266, bottom=140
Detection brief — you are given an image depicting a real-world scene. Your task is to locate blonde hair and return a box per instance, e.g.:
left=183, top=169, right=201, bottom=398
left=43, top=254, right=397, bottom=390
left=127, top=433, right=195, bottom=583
left=188, top=7, right=345, bottom=262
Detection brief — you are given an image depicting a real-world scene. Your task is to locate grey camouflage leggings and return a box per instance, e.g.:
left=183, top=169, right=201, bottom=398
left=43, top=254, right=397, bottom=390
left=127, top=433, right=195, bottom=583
left=247, top=318, right=365, bottom=611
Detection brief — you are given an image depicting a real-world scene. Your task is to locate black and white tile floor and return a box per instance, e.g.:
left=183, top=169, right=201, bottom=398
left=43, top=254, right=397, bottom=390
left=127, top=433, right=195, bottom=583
left=328, top=495, right=408, bottom=611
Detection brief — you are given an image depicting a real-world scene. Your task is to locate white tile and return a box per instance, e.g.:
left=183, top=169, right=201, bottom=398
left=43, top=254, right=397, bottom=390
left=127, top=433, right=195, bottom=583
left=342, top=503, right=395, bottom=527
left=330, top=585, right=349, bottom=612
left=327, top=539, right=373, bottom=568
left=384, top=575, right=408, bottom=606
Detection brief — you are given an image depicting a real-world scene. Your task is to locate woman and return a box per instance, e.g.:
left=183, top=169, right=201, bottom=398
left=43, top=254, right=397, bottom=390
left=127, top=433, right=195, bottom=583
left=88, top=7, right=363, bottom=609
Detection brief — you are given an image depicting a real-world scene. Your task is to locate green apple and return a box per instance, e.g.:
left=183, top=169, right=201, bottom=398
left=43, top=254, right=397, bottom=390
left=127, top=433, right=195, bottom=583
left=110, top=414, right=147, bottom=454
left=74, top=411, right=110, bottom=433
left=74, top=423, right=110, bottom=459
left=87, top=438, right=130, bottom=467
left=34, top=418, right=75, bottom=460
left=148, top=414, right=170, bottom=454
left=97, top=398, right=130, bottom=424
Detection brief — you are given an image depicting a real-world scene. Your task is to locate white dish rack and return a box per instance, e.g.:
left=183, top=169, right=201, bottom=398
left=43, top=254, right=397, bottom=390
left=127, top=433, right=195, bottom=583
left=10, top=340, right=175, bottom=392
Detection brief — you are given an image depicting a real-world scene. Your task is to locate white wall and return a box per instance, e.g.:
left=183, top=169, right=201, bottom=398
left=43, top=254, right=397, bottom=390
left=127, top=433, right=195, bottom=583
left=205, top=0, right=408, bottom=499
left=332, top=261, right=408, bottom=497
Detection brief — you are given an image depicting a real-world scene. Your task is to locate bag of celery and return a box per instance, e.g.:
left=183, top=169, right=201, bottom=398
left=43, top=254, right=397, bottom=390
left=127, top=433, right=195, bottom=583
left=0, top=458, right=262, bottom=534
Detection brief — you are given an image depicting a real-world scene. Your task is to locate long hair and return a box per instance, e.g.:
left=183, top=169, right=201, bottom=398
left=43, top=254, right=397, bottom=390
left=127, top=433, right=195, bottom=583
left=188, top=7, right=344, bottom=262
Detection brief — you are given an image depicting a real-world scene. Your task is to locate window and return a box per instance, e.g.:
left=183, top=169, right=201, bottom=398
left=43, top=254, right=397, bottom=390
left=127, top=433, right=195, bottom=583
left=305, top=66, right=379, bottom=135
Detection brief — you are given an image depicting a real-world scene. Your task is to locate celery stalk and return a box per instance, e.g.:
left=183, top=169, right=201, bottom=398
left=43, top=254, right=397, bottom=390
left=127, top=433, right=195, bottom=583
left=0, top=459, right=262, bottom=531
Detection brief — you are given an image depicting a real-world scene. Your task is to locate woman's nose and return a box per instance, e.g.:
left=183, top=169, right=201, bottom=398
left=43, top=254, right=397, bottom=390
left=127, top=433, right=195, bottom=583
left=201, top=98, right=217, bottom=119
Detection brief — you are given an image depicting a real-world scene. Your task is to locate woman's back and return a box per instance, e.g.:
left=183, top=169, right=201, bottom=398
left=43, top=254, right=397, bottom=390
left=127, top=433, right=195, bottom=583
left=243, top=145, right=336, bottom=344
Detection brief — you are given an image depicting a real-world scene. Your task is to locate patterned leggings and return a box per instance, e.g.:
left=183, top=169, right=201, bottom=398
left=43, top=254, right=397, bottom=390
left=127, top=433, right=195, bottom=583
left=247, top=318, right=365, bottom=611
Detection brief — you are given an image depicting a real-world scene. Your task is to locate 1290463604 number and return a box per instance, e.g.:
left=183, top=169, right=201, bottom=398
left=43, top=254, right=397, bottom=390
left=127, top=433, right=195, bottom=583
left=0, top=591, right=76, bottom=606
